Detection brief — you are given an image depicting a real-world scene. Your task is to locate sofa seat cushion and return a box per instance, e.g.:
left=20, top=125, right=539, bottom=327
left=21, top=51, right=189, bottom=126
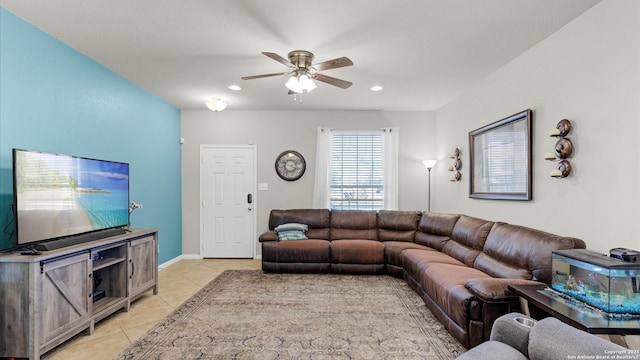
left=262, top=239, right=331, bottom=263
left=402, top=248, right=467, bottom=282
left=383, top=241, right=433, bottom=268
left=331, top=239, right=384, bottom=264
left=421, top=263, right=493, bottom=329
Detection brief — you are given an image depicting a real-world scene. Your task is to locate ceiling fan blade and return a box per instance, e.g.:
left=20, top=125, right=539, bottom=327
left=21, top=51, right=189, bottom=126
left=314, top=73, right=353, bottom=89
left=312, top=56, right=353, bottom=71
left=262, top=52, right=295, bottom=68
left=241, top=71, right=291, bottom=80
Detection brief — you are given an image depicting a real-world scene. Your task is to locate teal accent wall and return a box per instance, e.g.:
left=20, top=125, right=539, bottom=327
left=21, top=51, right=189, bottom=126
left=0, top=9, right=182, bottom=264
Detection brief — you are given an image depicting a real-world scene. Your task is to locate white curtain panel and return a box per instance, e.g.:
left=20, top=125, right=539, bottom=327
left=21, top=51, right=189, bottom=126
left=382, top=127, right=399, bottom=210
left=312, top=127, right=333, bottom=208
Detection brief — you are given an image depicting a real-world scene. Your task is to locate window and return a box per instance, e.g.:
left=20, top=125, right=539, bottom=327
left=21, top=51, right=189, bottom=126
left=312, top=127, right=397, bottom=211
left=330, top=132, right=384, bottom=210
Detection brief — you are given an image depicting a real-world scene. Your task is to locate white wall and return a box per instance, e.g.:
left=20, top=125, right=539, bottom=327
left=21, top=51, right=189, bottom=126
left=181, top=110, right=436, bottom=256
left=433, top=0, right=640, bottom=253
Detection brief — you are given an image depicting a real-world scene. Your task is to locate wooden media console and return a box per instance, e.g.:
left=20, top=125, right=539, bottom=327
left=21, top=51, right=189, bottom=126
left=0, top=228, right=158, bottom=359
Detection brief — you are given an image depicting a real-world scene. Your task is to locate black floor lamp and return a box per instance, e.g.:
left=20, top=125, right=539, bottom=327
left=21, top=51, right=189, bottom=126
left=422, top=160, right=437, bottom=212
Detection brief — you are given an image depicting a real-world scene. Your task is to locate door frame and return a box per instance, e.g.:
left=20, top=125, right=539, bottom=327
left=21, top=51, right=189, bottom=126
left=199, top=144, right=258, bottom=259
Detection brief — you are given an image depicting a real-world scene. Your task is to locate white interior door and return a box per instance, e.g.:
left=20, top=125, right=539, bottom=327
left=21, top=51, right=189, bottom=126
left=200, top=145, right=256, bottom=258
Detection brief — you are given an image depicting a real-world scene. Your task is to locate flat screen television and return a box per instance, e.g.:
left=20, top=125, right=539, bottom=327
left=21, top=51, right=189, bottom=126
left=12, top=149, right=130, bottom=249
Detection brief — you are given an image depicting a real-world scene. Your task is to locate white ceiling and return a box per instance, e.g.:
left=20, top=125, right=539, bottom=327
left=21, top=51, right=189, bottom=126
left=1, top=0, right=601, bottom=111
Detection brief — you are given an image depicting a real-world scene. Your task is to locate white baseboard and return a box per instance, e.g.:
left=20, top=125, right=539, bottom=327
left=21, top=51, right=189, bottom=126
left=158, top=255, right=182, bottom=269
left=158, top=254, right=201, bottom=269
left=158, top=253, right=260, bottom=269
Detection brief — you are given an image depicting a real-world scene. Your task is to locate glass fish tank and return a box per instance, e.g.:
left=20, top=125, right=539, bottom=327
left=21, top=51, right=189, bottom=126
left=552, top=249, right=640, bottom=315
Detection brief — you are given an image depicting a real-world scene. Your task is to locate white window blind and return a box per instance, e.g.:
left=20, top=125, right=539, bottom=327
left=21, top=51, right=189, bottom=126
left=330, top=132, right=384, bottom=210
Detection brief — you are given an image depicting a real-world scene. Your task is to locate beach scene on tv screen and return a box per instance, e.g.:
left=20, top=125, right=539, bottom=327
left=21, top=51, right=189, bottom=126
left=15, top=151, right=129, bottom=244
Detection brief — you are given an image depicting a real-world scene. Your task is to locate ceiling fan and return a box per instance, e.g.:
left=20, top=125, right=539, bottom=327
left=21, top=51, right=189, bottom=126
left=241, top=50, right=354, bottom=94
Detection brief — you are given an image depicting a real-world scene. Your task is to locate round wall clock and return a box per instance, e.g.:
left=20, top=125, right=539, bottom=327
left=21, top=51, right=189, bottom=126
left=275, top=150, right=306, bottom=181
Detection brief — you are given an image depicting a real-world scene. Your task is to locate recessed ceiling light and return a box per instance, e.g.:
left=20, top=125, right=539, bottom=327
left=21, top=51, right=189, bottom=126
left=370, top=85, right=383, bottom=92
left=228, top=85, right=242, bottom=91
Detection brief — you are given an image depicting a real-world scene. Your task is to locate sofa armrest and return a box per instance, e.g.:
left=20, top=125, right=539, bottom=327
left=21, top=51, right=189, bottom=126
left=465, top=278, right=545, bottom=302
left=490, top=312, right=535, bottom=358
left=259, top=231, right=279, bottom=242
left=529, top=317, right=628, bottom=357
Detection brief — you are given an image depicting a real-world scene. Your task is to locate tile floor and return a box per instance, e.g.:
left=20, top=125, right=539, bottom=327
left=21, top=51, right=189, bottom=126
left=39, top=258, right=640, bottom=358
left=42, top=258, right=262, bottom=360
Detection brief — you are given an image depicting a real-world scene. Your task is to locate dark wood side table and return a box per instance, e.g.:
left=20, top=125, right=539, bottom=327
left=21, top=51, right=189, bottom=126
left=508, top=284, right=640, bottom=348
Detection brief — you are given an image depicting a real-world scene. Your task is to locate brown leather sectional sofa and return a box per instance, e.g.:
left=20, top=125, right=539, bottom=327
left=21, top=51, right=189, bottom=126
left=258, top=209, right=587, bottom=348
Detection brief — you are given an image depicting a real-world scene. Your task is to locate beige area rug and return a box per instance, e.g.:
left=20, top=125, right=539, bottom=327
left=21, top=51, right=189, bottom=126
left=115, top=270, right=465, bottom=359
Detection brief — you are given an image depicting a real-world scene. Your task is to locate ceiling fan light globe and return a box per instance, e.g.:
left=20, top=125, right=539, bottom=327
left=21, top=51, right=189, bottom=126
left=285, top=76, right=303, bottom=93
left=300, top=75, right=317, bottom=92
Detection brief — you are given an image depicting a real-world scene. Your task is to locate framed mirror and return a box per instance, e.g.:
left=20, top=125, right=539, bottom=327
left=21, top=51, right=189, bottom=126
left=469, top=109, right=532, bottom=200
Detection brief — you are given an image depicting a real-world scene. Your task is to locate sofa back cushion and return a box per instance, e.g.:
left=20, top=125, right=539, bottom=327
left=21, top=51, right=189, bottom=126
left=268, top=209, right=331, bottom=240
left=442, top=215, right=493, bottom=267
left=415, top=212, right=460, bottom=250
left=475, top=222, right=587, bottom=283
left=377, top=210, right=421, bottom=242
left=331, top=210, right=378, bottom=240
